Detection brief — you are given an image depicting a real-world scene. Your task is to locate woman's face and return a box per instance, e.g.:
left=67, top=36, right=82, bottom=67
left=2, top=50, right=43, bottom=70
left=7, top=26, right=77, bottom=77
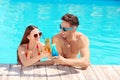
left=28, top=28, right=42, bottom=42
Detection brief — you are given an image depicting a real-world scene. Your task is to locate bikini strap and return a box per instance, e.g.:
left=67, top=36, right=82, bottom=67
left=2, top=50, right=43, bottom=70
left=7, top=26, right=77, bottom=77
left=36, top=44, right=38, bottom=49
left=26, top=44, right=40, bottom=59
left=25, top=44, right=29, bottom=59
left=27, top=43, right=29, bottom=49
left=36, top=44, right=40, bottom=55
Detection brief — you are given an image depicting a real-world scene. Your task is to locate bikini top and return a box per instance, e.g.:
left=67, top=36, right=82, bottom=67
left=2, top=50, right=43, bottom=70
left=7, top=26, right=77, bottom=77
left=18, top=43, right=41, bottom=65
left=25, top=44, right=40, bottom=59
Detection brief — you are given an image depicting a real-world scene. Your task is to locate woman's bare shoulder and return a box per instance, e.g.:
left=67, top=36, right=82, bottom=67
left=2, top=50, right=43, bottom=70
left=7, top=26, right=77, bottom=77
left=18, top=44, right=27, bottom=50
left=17, top=45, right=26, bottom=56
left=39, top=42, right=45, bottom=46
left=37, top=42, right=45, bottom=49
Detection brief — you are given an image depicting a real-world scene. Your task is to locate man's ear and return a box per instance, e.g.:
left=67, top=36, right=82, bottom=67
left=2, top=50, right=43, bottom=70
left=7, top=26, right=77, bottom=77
left=27, top=35, right=30, bottom=39
left=73, top=26, right=76, bottom=32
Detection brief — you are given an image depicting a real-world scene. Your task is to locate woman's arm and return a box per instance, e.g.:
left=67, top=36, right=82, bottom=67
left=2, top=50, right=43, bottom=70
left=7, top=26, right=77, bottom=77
left=33, top=60, right=54, bottom=66
left=18, top=46, right=50, bottom=67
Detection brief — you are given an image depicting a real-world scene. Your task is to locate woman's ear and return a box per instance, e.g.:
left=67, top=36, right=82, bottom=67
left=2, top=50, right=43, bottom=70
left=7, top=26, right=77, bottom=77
left=27, top=35, right=30, bottom=40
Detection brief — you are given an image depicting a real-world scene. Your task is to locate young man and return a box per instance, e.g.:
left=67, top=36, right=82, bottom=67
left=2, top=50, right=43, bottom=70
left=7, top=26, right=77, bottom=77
left=52, top=13, right=90, bottom=69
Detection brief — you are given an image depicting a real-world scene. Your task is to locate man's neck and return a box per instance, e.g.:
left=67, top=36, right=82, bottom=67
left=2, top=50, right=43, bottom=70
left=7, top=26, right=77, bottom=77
left=65, top=32, right=76, bottom=42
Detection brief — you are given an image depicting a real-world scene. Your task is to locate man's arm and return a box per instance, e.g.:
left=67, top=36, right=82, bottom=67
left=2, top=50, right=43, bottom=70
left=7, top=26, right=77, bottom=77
left=79, top=35, right=90, bottom=65
left=61, top=45, right=90, bottom=69
left=53, top=35, right=90, bottom=69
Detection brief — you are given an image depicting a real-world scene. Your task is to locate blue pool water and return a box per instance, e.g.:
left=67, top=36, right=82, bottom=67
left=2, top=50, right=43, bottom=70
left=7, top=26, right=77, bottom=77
left=0, top=0, right=120, bottom=64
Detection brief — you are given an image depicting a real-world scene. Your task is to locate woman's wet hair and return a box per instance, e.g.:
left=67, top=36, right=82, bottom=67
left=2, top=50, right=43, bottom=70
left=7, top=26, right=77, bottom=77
left=61, top=13, right=79, bottom=27
left=20, top=25, right=38, bottom=45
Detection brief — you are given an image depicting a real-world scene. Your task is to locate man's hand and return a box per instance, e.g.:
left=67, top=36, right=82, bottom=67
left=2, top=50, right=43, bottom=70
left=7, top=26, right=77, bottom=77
left=79, top=58, right=90, bottom=69
left=53, top=55, right=90, bottom=69
left=52, top=55, right=66, bottom=65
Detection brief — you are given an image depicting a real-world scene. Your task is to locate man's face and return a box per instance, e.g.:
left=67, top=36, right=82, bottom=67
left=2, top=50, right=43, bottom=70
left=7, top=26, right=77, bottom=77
left=61, top=20, right=71, bottom=28
left=60, top=20, right=75, bottom=38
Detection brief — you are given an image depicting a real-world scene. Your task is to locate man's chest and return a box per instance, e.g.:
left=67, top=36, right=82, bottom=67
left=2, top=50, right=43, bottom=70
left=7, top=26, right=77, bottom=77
left=60, top=39, right=81, bottom=58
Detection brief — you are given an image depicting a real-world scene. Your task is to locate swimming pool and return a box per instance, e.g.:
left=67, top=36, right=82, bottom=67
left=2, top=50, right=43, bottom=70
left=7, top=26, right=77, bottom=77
left=0, top=0, right=120, bottom=64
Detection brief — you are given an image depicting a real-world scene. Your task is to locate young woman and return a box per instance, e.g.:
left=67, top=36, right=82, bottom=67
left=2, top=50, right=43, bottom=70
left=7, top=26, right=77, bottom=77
left=17, top=25, right=53, bottom=67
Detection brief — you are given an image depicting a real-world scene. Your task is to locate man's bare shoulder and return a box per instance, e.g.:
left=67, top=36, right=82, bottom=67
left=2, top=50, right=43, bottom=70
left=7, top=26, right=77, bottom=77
left=76, top=32, right=88, bottom=38
left=76, top=32, right=89, bottom=47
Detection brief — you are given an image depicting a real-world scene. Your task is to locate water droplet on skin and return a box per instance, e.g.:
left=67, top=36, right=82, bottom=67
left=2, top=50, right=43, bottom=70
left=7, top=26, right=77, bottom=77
left=29, top=51, right=32, bottom=54
left=21, top=51, right=25, bottom=54
left=68, top=44, right=70, bottom=47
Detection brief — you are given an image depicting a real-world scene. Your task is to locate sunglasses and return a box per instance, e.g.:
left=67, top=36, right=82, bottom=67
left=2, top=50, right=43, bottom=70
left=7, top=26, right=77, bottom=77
left=33, top=32, right=42, bottom=38
left=60, top=24, right=74, bottom=31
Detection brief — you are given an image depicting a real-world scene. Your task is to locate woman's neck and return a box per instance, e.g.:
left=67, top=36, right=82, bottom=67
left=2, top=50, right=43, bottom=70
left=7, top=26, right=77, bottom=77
left=28, top=41, right=36, bottom=50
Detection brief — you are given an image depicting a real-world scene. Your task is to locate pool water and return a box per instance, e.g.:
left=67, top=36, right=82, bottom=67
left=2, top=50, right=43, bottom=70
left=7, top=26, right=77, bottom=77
left=0, top=0, right=120, bottom=64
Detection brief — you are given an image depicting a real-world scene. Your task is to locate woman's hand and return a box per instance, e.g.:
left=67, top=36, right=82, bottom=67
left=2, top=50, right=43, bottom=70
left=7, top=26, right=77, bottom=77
left=41, top=51, right=51, bottom=58
left=27, top=51, right=32, bottom=59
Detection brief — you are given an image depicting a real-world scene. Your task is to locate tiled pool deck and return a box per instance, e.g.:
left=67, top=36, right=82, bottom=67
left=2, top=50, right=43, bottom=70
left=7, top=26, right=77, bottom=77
left=0, top=64, right=120, bottom=80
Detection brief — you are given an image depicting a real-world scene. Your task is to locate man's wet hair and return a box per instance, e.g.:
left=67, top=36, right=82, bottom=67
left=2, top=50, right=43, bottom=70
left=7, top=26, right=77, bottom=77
left=61, top=13, right=79, bottom=27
